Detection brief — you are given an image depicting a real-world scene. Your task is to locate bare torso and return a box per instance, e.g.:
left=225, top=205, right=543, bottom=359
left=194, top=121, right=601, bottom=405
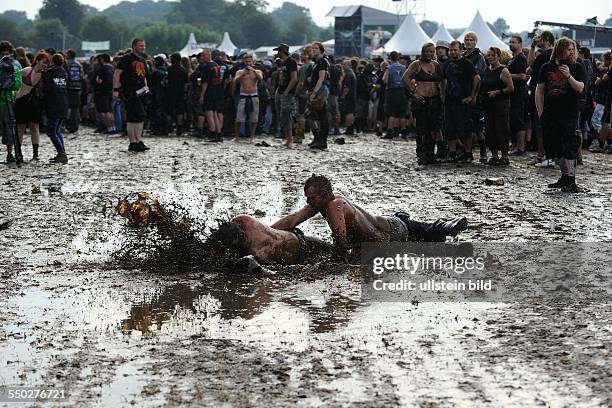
left=236, top=68, right=261, bottom=94
left=321, top=195, right=391, bottom=247
left=232, top=215, right=300, bottom=264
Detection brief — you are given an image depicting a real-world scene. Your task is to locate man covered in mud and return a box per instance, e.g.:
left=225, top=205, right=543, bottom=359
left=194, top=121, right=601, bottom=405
left=271, top=175, right=468, bottom=259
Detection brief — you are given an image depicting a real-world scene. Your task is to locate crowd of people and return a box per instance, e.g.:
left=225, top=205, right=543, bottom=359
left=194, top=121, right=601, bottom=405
left=1, top=32, right=611, bottom=191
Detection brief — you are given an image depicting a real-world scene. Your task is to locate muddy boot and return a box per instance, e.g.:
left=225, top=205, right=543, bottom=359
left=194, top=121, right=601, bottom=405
left=295, top=128, right=304, bottom=144
left=406, top=217, right=468, bottom=241
left=547, top=175, right=570, bottom=189
left=32, top=144, right=39, bottom=161
left=233, top=255, right=263, bottom=274
left=479, top=140, right=488, bottom=163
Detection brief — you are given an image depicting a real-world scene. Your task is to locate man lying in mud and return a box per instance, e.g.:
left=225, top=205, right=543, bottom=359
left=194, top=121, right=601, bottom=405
left=269, top=175, right=468, bottom=259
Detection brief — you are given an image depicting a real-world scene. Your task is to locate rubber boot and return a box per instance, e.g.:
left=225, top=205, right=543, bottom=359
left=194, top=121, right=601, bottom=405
left=547, top=175, right=569, bottom=189
left=32, top=144, right=39, bottom=161
left=406, top=217, right=468, bottom=241
left=479, top=139, right=488, bottom=163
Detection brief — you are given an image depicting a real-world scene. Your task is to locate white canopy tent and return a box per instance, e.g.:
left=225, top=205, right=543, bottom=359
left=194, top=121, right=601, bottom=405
left=431, top=23, right=455, bottom=43
left=178, top=33, right=217, bottom=57
left=458, top=11, right=509, bottom=50
left=372, top=13, right=432, bottom=56
left=218, top=32, right=239, bottom=56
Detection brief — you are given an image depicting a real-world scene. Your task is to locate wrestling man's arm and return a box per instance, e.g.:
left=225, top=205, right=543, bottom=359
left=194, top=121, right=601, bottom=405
left=271, top=206, right=316, bottom=230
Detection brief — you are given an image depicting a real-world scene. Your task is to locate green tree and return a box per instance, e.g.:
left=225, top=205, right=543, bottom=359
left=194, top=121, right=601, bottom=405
left=0, top=17, right=28, bottom=46
left=133, top=23, right=220, bottom=54
left=81, top=15, right=130, bottom=52
left=419, top=20, right=439, bottom=37
left=317, top=24, right=334, bottom=42
left=240, top=13, right=281, bottom=48
left=166, top=0, right=225, bottom=26
left=0, top=10, right=29, bottom=26
left=272, top=2, right=310, bottom=27
left=38, top=0, right=85, bottom=35
left=492, top=18, right=509, bottom=36
left=282, top=15, right=316, bottom=45
left=28, top=18, right=73, bottom=51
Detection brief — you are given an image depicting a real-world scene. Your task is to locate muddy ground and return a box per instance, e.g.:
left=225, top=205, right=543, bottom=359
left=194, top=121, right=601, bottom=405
left=1, top=129, right=611, bottom=407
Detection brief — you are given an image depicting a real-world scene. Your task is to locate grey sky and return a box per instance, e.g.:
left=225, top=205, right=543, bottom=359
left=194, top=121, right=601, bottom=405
left=1, top=0, right=610, bottom=32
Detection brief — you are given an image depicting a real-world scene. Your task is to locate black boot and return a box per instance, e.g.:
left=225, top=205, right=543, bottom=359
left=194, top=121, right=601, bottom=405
left=32, top=144, right=39, bottom=161
left=406, top=217, right=468, bottom=241
left=560, top=176, right=578, bottom=193
left=547, top=175, right=570, bottom=189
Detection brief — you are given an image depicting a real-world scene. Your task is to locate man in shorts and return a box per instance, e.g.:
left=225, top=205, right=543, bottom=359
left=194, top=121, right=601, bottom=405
left=233, top=54, right=263, bottom=141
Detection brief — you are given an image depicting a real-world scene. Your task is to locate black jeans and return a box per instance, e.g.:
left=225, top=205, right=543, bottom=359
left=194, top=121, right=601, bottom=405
left=0, top=102, right=22, bottom=161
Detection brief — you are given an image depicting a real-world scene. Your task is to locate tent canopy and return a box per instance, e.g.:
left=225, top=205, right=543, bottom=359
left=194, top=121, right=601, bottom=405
left=179, top=32, right=216, bottom=57
left=458, top=11, right=508, bottom=50
left=431, top=23, right=455, bottom=43
left=374, top=13, right=432, bottom=56
left=218, top=32, right=239, bottom=56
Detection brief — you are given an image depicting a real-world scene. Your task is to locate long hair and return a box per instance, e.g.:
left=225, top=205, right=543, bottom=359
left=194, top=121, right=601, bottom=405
left=550, top=37, right=577, bottom=64
left=420, top=42, right=435, bottom=60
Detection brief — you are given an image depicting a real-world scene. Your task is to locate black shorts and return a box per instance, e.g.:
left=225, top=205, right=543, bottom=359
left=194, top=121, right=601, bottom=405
left=15, top=94, right=42, bottom=124
left=94, top=93, right=113, bottom=113
left=510, top=89, right=527, bottom=134
left=342, top=97, right=356, bottom=115
left=444, top=100, right=472, bottom=140
left=385, top=88, right=407, bottom=118
left=125, top=95, right=146, bottom=123
left=291, top=228, right=333, bottom=264
left=541, top=111, right=580, bottom=160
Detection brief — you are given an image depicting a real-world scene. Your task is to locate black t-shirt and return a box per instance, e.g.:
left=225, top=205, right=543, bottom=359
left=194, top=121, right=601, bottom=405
left=117, top=53, right=148, bottom=94
left=277, top=58, right=298, bottom=94
left=342, top=69, right=357, bottom=100
left=537, top=60, right=586, bottom=115
left=167, top=64, right=188, bottom=99
left=95, top=64, right=114, bottom=94
left=309, top=57, right=329, bottom=91
left=507, top=52, right=528, bottom=91
left=328, top=64, right=343, bottom=96
left=443, top=57, right=478, bottom=101
left=199, top=61, right=222, bottom=98
left=529, top=48, right=553, bottom=92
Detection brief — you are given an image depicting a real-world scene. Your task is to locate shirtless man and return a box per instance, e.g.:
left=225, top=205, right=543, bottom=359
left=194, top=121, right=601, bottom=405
left=271, top=175, right=468, bottom=258
left=233, top=54, right=263, bottom=141
left=214, top=215, right=333, bottom=266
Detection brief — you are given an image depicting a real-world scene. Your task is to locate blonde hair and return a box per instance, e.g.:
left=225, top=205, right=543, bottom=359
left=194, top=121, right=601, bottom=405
left=551, top=37, right=577, bottom=64
left=464, top=31, right=478, bottom=44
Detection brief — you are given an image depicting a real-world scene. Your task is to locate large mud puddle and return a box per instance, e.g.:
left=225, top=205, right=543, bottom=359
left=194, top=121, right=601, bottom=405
left=1, top=130, right=610, bottom=406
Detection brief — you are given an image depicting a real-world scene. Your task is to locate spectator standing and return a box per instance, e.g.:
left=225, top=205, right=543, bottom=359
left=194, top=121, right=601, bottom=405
left=307, top=42, right=330, bottom=150
left=167, top=53, right=188, bottom=136
left=94, top=54, right=115, bottom=134
left=341, top=59, right=357, bottom=135
left=42, top=53, right=69, bottom=164
left=0, top=40, right=23, bottom=164
left=536, top=37, right=586, bottom=193
left=463, top=32, right=488, bottom=163
left=507, top=36, right=529, bottom=155
left=480, top=47, right=514, bottom=165
left=15, top=51, right=48, bottom=161
left=274, top=43, right=298, bottom=146
left=65, top=49, right=83, bottom=133
left=382, top=51, right=407, bottom=139
left=113, top=38, right=150, bottom=152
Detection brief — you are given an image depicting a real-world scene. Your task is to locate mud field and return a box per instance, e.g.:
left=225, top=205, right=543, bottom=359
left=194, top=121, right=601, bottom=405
left=1, top=129, right=611, bottom=407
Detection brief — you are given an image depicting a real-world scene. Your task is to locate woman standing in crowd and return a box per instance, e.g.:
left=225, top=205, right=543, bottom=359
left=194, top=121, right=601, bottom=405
left=307, top=42, right=330, bottom=150
left=42, top=53, right=69, bottom=163
left=480, top=47, right=514, bottom=165
left=404, top=42, right=444, bottom=165
left=15, top=51, right=49, bottom=161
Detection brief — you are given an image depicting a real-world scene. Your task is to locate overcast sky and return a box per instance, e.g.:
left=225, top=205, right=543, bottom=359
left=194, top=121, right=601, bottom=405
left=1, top=0, right=610, bottom=32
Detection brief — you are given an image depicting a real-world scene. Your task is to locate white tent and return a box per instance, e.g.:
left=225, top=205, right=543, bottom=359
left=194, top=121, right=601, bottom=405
left=458, top=11, right=508, bottom=50
left=431, top=23, right=455, bottom=43
left=218, top=32, right=239, bottom=56
left=373, top=13, right=432, bottom=56
left=178, top=33, right=217, bottom=57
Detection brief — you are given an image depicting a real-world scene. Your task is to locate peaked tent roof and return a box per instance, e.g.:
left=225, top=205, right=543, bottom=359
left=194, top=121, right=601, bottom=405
left=375, top=13, right=432, bottom=56
left=431, top=23, right=455, bottom=43
left=458, top=11, right=508, bottom=50
left=179, top=33, right=216, bottom=57
left=218, top=32, right=239, bottom=56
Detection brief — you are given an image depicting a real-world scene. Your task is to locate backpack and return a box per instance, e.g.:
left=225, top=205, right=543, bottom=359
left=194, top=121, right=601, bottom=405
left=69, top=62, right=82, bottom=82
left=387, top=62, right=405, bottom=89
left=0, top=57, right=16, bottom=91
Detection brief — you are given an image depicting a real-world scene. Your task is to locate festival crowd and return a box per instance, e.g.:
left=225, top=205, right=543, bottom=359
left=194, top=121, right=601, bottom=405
left=1, top=31, right=611, bottom=192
